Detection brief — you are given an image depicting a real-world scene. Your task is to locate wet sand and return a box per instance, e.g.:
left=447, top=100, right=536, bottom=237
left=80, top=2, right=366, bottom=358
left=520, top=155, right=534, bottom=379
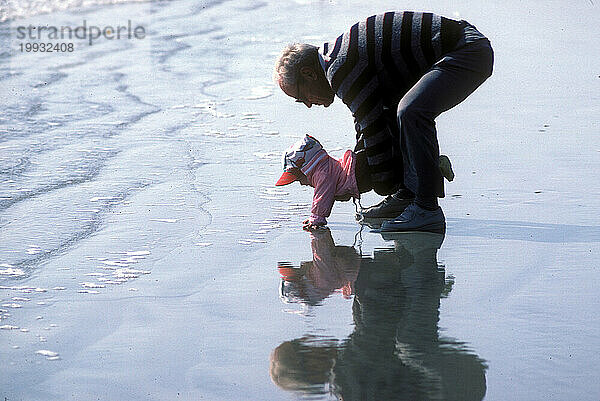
left=1, top=0, right=599, bottom=399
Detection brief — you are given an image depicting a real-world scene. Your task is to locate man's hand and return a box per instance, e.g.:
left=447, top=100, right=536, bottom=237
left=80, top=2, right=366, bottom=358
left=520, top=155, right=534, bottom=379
left=303, top=219, right=327, bottom=231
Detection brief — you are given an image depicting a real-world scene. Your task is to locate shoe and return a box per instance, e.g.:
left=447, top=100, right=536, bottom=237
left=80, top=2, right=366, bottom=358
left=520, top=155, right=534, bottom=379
left=357, top=194, right=413, bottom=220
left=380, top=203, right=446, bottom=234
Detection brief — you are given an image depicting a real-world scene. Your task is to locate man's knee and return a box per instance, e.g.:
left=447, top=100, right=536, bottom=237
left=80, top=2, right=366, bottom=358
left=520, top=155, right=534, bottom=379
left=396, top=102, right=433, bottom=128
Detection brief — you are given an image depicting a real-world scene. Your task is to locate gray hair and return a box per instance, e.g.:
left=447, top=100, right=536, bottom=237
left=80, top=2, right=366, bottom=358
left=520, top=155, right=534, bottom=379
left=273, top=43, right=319, bottom=86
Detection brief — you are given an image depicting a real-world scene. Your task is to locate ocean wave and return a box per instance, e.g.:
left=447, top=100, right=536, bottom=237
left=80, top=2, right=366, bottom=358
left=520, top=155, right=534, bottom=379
left=0, top=0, right=164, bottom=23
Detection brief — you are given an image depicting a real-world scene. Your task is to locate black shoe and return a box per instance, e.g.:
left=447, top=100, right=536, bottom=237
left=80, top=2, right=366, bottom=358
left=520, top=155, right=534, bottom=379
left=358, top=194, right=413, bottom=220
left=380, top=203, right=446, bottom=234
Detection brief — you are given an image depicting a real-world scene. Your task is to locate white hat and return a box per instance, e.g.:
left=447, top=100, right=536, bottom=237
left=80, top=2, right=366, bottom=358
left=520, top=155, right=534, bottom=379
left=275, top=135, right=326, bottom=186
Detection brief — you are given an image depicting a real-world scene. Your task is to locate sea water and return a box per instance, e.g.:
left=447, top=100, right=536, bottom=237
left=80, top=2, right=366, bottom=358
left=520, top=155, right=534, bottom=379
left=1, top=0, right=599, bottom=400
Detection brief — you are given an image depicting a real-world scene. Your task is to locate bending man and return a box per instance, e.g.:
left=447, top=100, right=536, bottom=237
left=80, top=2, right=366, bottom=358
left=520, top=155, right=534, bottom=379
left=273, top=11, right=493, bottom=232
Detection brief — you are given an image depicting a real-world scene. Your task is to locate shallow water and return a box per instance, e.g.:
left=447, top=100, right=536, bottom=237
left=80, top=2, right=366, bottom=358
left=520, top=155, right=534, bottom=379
left=1, top=0, right=599, bottom=399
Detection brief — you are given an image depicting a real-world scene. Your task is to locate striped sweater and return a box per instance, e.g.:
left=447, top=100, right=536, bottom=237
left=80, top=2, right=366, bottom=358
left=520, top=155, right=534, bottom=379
left=320, top=12, right=471, bottom=194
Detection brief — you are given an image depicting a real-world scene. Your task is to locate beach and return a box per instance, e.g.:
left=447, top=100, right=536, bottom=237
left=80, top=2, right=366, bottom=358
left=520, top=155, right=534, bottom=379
left=1, top=0, right=599, bottom=399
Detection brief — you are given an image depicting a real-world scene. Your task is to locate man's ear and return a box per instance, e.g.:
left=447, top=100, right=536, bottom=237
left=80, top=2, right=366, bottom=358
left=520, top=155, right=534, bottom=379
left=300, top=66, right=317, bottom=81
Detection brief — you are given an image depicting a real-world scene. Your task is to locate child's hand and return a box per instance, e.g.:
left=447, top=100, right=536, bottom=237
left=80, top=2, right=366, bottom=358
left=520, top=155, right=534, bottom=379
left=303, top=219, right=326, bottom=231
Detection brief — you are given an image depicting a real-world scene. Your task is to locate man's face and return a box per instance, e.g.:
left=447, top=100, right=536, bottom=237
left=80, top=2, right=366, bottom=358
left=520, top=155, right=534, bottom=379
left=279, top=67, right=335, bottom=108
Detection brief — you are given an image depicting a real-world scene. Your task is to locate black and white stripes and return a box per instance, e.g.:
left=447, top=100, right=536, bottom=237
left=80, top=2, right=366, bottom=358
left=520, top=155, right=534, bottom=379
left=321, top=11, right=464, bottom=190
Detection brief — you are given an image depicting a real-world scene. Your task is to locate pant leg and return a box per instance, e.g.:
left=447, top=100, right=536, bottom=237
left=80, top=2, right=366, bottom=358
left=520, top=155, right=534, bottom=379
left=398, top=40, right=494, bottom=202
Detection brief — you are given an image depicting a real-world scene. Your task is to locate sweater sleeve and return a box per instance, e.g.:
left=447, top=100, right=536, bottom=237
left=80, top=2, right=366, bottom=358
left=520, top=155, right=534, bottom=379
left=327, top=20, right=397, bottom=196
left=309, top=163, right=337, bottom=225
left=353, top=103, right=397, bottom=195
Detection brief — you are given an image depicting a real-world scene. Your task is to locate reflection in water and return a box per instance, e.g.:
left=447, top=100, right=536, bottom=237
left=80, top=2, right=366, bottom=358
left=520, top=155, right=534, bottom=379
left=278, top=229, right=361, bottom=307
left=271, top=229, right=487, bottom=400
left=270, top=334, right=339, bottom=395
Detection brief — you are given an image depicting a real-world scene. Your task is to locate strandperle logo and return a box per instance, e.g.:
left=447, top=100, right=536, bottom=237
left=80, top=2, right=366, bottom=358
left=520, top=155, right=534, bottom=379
left=15, top=20, right=146, bottom=45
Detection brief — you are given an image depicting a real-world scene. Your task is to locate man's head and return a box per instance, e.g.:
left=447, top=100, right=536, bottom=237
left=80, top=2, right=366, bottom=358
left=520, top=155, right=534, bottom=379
left=274, top=43, right=335, bottom=108
left=269, top=337, right=337, bottom=393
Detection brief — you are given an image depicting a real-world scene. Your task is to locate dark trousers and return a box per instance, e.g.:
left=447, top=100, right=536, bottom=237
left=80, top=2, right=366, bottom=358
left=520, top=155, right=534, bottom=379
left=396, top=39, right=494, bottom=206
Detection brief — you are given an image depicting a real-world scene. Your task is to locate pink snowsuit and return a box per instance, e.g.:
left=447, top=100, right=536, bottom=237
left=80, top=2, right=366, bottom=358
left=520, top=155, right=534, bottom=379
left=300, top=149, right=360, bottom=226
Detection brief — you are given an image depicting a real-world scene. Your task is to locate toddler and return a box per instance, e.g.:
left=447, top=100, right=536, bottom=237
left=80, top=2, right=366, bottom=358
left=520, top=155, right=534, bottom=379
left=275, top=135, right=453, bottom=230
left=275, top=135, right=361, bottom=230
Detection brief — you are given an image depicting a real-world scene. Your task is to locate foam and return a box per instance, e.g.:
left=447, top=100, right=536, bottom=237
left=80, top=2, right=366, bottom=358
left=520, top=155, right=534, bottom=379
left=35, top=350, right=60, bottom=360
left=81, top=282, right=105, bottom=289
left=2, top=303, right=22, bottom=308
left=0, top=268, right=26, bottom=277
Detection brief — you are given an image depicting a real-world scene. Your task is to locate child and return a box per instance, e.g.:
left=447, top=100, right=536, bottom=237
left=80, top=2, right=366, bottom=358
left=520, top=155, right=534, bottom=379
left=275, top=135, right=360, bottom=230
left=275, top=135, right=453, bottom=230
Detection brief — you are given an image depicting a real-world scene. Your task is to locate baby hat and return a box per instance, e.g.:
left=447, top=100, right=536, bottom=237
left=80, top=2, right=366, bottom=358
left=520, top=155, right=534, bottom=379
left=275, top=134, right=326, bottom=186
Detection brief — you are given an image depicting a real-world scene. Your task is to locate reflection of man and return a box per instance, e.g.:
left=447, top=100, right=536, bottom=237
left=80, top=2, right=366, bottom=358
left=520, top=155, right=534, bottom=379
left=269, top=335, right=338, bottom=395
left=274, top=12, right=494, bottom=233
left=333, top=232, right=486, bottom=401
left=271, top=231, right=487, bottom=400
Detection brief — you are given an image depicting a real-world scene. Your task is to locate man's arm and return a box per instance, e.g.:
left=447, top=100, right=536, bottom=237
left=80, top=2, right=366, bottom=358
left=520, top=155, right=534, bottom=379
left=353, top=109, right=397, bottom=195
left=327, top=19, right=398, bottom=195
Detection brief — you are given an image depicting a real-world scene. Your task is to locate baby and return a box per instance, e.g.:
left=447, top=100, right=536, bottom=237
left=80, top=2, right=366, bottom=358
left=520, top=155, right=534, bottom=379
left=275, top=135, right=453, bottom=230
left=275, top=135, right=360, bottom=230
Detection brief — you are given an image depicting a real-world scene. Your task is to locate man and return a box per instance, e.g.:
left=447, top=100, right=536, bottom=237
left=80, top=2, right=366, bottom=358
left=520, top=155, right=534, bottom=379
left=274, top=11, right=493, bottom=233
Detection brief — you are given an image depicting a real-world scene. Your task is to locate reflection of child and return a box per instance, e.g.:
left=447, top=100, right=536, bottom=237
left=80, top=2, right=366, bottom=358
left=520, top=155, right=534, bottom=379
left=278, top=228, right=360, bottom=305
left=275, top=135, right=367, bottom=230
